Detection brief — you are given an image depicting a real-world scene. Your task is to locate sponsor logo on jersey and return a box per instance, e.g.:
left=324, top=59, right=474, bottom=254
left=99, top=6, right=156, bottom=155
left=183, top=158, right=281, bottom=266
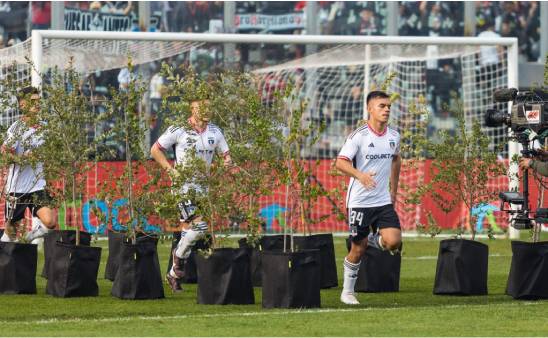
left=364, top=153, right=394, bottom=160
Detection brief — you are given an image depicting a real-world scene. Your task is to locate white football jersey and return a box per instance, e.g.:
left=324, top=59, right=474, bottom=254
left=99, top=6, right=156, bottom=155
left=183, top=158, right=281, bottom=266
left=155, top=121, right=229, bottom=193
left=338, top=124, right=400, bottom=208
left=3, top=120, right=46, bottom=194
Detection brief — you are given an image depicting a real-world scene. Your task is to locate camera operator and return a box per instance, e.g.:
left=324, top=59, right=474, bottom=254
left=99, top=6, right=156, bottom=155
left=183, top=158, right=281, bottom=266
left=519, top=149, right=548, bottom=177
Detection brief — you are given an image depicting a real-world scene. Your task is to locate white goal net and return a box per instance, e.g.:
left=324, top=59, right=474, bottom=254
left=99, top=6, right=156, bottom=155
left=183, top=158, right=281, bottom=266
left=0, top=32, right=518, bottom=234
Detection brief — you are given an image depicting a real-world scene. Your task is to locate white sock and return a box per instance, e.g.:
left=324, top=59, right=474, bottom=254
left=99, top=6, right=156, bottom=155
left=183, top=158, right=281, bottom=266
left=1, top=232, right=12, bottom=242
left=25, top=217, right=50, bottom=242
left=174, top=226, right=205, bottom=260
left=342, top=257, right=361, bottom=295
left=377, top=234, right=386, bottom=250
left=169, top=268, right=179, bottom=278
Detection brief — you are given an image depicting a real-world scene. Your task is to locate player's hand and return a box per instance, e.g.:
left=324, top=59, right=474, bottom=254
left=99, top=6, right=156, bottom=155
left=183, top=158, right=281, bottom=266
left=519, top=158, right=533, bottom=171
left=356, top=171, right=376, bottom=190
left=168, top=167, right=180, bottom=181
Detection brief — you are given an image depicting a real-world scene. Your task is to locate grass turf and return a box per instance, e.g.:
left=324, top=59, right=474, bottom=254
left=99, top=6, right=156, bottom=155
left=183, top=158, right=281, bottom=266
left=0, top=234, right=547, bottom=336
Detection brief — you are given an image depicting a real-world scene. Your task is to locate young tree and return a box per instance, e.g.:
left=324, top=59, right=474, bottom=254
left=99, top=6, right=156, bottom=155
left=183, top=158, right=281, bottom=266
left=155, top=65, right=288, bottom=249
left=96, top=62, right=163, bottom=243
left=38, top=65, right=100, bottom=245
left=407, top=101, right=507, bottom=239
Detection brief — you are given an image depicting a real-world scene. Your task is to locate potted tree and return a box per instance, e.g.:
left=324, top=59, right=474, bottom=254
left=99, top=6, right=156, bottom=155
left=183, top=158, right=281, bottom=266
left=260, top=87, right=330, bottom=309
left=505, top=65, right=548, bottom=300
left=100, top=63, right=164, bottom=300
left=408, top=101, right=506, bottom=296
left=37, top=65, right=102, bottom=297
left=156, top=66, right=283, bottom=304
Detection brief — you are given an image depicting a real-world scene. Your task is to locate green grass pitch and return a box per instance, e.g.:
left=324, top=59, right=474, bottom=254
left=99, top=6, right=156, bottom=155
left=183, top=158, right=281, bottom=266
left=1, top=234, right=547, bottom=336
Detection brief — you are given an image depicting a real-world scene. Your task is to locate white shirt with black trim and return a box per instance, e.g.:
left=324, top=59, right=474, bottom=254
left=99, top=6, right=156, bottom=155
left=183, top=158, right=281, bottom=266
left=338, top=124, right=400, bottom=208
left=155, top=122, right=229, bottom=193
left=3, top=120, right=46, bottom=194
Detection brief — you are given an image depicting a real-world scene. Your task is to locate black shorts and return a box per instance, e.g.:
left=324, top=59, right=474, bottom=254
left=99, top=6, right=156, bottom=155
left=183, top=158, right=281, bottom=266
left=348, top=204, right=401, bottom=242
left=5, top=190, right=53, bottom=223
left=178, top=199, right=198, bottom=222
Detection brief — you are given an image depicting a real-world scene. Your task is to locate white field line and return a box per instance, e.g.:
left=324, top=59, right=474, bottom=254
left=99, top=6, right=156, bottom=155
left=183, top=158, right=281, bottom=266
left=405, top=253, right=511, bottom=260
left=89, top=232, right=514, bottom=241
left=1, top=302, right=541, bottom=326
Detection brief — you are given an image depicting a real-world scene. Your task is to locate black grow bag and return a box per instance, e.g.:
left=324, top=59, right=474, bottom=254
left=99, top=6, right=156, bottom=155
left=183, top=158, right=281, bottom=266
left=111, top=236, right=165, bottom=300
left=262, top=249, right=321, bottom=308
left=195, top=247, right=254, bottom=305
left=166, top=232, right=212, bottom=284
left=42, top=230, right=91, bottom=279
left=506, top=241, right=548, bottom=300
left=345, top=237, right=401, bottom=292
left=46, top=242, right=102, bottom=297
left=0, top=242, right=37, bottom=294
left=294, top=234, right=338, bottom=289
left=433, top=239, right=488, bottom=295
left=104, top=230, right=125, bottom=281
left=238, top=235, right=289, bottom=287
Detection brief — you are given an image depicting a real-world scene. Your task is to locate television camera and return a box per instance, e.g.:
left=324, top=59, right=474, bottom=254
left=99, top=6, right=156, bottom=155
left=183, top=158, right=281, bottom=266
left=484, top=88, right=548, bottom=230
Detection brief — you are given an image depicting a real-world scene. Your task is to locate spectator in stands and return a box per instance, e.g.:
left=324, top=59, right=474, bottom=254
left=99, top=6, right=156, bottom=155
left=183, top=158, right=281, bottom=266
left=149, top=63, right=166, bottom=142
left=399, top=2, right=423, bottom=36
left=102, top=1, right=134, bottom=16
left=31, top=1, right=50, bottom=30
left=89, top=1, right=102, bottom=12
left=354, top=6, right=379, bottom=35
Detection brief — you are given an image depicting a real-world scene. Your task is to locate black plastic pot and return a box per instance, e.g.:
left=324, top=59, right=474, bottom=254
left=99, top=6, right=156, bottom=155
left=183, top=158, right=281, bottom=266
left=433, top=239, right=488, bottom=295
left=166, top=232, right=212, bottom=284
left=345, top=237, right=401, bottom=292
left=506, top=241, right=548, bottom=300
left=0, top=242, right=37, bottom=294
left=261, top=249, right=321, bottom=308
left=42, top=230, right=91, bottom=279
left=195, top=247, right=254, bottom=305
left=46, top=242, right=102, bottom=297
left=294, top=234, right=338, bottom=289
left=238, top=235, right=289, bottom=287
left=111, top=236, right=165, bottom=300
left=104, top=230, right=125, bottom=281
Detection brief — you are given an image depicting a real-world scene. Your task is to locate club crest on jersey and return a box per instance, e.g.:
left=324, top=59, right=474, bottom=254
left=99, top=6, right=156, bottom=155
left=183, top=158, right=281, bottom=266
left=208, top=137, right=215, bottom=145
left=389, top=140, right=395, bottom=149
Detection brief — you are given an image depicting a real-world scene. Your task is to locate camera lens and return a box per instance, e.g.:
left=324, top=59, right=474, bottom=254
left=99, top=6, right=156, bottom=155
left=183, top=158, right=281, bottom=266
left=484, top=109, right=509, bottom=127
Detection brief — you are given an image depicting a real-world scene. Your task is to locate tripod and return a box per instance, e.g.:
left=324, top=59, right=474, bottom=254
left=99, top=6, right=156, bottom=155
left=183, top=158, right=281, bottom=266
left=499, top=132, right=533, bottom=230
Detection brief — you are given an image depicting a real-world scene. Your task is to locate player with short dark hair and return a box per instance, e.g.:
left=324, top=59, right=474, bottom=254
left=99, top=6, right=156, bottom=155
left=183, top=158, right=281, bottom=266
left=150, top=97, right=232, bottom=292
left=336, top=90, right=402, bottom=305
left=1, top=86, right=56, bottom=242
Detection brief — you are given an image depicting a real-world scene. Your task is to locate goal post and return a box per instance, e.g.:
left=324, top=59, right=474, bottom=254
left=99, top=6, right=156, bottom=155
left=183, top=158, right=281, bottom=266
left=5, top=30, right=520, bottom=237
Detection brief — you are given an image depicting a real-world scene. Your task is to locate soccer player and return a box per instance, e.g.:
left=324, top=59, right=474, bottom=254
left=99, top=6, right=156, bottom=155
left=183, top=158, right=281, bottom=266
left=1, top=86, right=55, bottom=242
left=335, top=90, right=402, bottom=305
left=150, top=97, right=232, bottom=292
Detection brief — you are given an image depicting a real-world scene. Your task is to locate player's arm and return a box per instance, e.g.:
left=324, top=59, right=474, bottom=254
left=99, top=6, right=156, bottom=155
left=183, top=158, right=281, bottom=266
left=390, top=154, right=402, bottom=204
left=336, top=157, right=376, bottom=189
left=336, top=133, right=376, bottom=189
left=151, top=127, right=179, bottom=174
left=151, top=142, right=172, bottom=171
left=217, top=132, right=233, bottom=168
left=1, top=126, right=17, bottom=161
